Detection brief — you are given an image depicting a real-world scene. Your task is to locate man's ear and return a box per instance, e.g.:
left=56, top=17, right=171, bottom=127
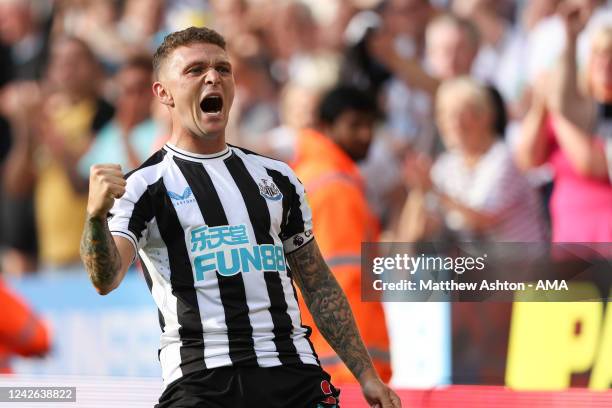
left=153, top=82, right=174, bottom=107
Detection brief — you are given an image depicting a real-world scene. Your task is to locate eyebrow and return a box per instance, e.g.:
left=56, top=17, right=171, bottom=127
left=182, top=59, right=232, bottom=73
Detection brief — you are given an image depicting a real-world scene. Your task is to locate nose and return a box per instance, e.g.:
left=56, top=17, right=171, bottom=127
left=205, top=68, right=221, bottom=85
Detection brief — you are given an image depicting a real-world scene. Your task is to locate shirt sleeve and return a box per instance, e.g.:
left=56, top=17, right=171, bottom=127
left=108, top=172, right=154, bottom=263
left=278, top=166, right=314, bottom=255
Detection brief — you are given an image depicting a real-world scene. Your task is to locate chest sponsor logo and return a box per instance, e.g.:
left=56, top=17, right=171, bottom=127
left=167, top=187, right=195, bottom=206
left=189, top=223, right=286, bottom=280
left=258, top=179, right=283, bottom=201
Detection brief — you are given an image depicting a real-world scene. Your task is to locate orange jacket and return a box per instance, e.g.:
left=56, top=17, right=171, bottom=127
left=292, top=128, right=391, bottom=384
left=0, top=281, right=51, bottom=373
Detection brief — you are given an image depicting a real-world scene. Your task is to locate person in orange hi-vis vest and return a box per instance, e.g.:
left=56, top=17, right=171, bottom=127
left=291, top=86, right=391, bottom=384
left=0, top=280, right=51, bottom=373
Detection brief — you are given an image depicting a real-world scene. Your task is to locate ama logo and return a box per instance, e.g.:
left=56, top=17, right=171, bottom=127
left=258, top=179, right=282, bottom=201
left=167, top=187, right=195, bottom=206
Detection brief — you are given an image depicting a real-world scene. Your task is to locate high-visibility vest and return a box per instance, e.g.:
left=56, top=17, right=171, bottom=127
left=0, top=281, right=51, bottom=373
left=292, top=129, right=391, bottom=384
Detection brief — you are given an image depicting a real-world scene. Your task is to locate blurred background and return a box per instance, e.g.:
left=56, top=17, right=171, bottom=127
left=0, top=0, right=610, bottom=406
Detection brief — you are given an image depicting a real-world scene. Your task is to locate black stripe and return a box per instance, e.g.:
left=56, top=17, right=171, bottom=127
left=225, top=154, right=301, bottom=365
left=150, top=177, right=206, bottom=374
left=140, top=255, right=166, bottom=332
left=124, top=149, right=166, bottom=180
left=228, top=144, right=284, bottom=164
left=174, top=156, right=257, bottom=365
left=268, top=168, right=319, bottom=364
left=266, top=169, right=292, bottom=241
left=127, top=189, right=153, bottom=242
left=266, top=168, right=321, bottom=365
left=109, top=230, right=138, bottom=251
left=273, top=169, right=306, bottom=238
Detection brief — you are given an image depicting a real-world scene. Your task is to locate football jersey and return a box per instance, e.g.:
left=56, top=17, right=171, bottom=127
left=108, top=143, right=318, bottom=387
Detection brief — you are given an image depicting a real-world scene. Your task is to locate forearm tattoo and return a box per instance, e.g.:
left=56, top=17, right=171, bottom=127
left=287, top=240, right=374, bottom=380
left=80, top=215, right=121, bottom=291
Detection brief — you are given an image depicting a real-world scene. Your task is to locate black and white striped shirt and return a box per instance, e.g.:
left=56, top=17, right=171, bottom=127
left=108, top=143, right=319, bottom=387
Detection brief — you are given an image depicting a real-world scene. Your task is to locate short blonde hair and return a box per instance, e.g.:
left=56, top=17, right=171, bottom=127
left=436, top=76, right=493, bottom=118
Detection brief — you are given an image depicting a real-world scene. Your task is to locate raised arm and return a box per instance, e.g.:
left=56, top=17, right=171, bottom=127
left=80, top=164, right=133, bottom=295
left=515, top=88, right=550, bottom=170
left=287, top=239, right=401, bottom=408
left=549, top=4, right=595, bottom=130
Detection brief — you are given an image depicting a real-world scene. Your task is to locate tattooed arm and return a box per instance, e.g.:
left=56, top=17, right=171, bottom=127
left=287, top=239, right=401, bottom=408
left=80, top=164, right=133, bottom=295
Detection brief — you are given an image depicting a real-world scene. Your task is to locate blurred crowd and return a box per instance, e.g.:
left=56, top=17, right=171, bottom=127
left=0, top=0, right=610, bottom=275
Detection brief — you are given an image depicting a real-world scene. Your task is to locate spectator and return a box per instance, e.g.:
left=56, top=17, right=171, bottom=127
left=0, top=0, right=51, bottom=275
left=361, top=12, right=485, bottom=231
left=451, top=0, right=515, bottom=82
left=79, top=55, right=159, bottom=176
left=292, top=86, right=392, bottom=384
left=516, top=7, right=612, bottom=242
left=3, top=36, right=113, bottom=271
left=398, top=77, right=545, bottom=242
left=254, top=81, right=323, bottom=163
left=0, top=0, right=49, bottom=82
left=526, top=0, right=611, bottom=87
left=227, top=53, right=279, bottom=145
left=493, top=0, right=561, bottom=122
left=425, top=13, right=481, bottom=81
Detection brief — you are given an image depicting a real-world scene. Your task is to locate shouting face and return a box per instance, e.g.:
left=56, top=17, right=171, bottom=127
left=153, top=42, right=235, bottom=140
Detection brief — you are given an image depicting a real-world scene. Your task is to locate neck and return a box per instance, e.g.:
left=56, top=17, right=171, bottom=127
left=170, top=127, right=227, bottom=154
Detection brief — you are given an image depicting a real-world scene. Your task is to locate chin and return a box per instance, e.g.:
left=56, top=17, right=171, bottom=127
left=195, top=120, right=226, bottom=138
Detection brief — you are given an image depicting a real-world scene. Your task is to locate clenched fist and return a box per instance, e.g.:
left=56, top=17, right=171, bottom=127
left=87, top=164, right=127, bottom=218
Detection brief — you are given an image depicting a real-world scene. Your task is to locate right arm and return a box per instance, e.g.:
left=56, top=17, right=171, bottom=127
left=515, top=90, right=549, bottom=170
left=549, top=4, right=594, bottom=130
left=79, top=164, right=132, bottom=295
left=368, top=29, right=440, bottom=97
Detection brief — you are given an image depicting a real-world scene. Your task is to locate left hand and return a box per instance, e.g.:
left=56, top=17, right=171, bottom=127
left=361, top=375, right=402, bottom=408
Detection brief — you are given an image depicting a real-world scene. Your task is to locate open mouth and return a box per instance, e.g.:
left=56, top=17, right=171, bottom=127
left=200, top=95, right=223, bottom=114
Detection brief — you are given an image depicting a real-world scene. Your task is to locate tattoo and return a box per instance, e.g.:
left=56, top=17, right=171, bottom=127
left=287, top=239, right=374, bottom=380
left=80, top=215, right=121, bottom=292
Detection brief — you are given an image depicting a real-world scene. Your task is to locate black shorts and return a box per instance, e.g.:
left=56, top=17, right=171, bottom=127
left=155, top=364, right=340, bottom=408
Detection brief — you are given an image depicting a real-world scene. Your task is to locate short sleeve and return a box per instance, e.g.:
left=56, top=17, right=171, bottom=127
left=278, top=167, right=314, bottom=255
left=108, top=173, right=154, bottom=263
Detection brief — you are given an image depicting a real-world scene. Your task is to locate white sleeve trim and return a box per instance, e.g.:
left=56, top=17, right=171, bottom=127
left=110, top=230, right=139, bottom=264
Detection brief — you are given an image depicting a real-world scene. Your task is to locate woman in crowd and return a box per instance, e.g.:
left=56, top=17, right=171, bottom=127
left=516, top=8, right=611, bottom=242
left=397, top=77, right=545, bottom=242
